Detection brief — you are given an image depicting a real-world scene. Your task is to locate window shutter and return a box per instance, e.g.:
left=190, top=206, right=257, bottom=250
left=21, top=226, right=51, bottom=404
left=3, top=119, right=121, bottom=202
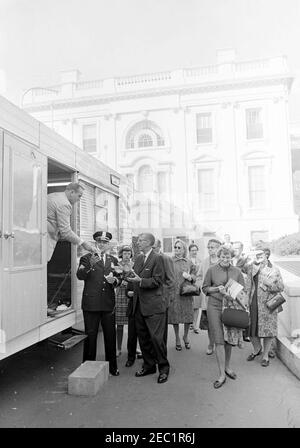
left=79, top=181, right=95, bottom=243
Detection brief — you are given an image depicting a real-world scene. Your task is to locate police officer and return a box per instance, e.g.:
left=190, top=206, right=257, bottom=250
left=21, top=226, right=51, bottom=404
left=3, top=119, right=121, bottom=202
left=77, top=231, right=120, bottom=376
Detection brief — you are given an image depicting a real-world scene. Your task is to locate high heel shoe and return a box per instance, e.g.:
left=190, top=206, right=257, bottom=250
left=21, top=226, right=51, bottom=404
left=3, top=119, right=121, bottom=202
left=183, top=337, right=191, bottom=349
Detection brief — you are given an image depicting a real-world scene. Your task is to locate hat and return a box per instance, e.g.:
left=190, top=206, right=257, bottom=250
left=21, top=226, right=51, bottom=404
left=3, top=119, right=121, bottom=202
left=93, top=231, right=112, bottom=242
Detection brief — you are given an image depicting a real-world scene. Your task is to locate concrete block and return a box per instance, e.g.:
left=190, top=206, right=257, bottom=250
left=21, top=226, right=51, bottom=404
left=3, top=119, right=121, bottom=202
left=68, top=361, right=109, bottom=396
left=277, top=336, right=300, bottom=381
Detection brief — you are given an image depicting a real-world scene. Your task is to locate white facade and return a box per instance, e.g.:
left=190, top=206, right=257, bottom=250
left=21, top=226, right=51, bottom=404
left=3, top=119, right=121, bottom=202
left=22, top=50, right=298, bottom=252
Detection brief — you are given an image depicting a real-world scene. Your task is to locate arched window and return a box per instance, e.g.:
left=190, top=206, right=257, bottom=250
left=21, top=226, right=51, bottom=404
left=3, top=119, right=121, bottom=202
left=138, top=165, right=153, bottom=192
left=126, top=120, right=165, bottom=149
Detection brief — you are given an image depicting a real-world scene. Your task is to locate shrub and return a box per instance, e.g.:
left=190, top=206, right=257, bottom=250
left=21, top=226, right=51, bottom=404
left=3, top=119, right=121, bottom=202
left=271, top=232, right=300, bottom=256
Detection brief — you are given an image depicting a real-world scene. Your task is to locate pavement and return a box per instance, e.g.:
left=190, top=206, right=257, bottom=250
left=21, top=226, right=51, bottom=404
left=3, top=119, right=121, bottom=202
left=0, top=327, right=300, bottom=428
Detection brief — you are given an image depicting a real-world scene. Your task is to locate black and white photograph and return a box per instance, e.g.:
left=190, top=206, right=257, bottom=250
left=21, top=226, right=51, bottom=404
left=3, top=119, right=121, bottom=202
left=1, top=0, right=300, bottom=431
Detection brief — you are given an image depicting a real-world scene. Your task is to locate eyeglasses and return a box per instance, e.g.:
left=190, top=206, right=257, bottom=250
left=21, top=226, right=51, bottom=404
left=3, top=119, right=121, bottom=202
left=174, top=246, right=181, bottom=249
left=207, top=246, right=216, bottom=249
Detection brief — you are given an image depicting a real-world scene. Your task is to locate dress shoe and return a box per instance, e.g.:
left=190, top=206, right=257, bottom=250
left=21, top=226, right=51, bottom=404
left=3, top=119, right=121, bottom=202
left=109, top=369, right=120, bottom=376
left=225, top=369, right=237, bottom=380
left=135, top=367, right=156, bottom=377
left=213, top=377, right=226, bottom=389
left=247, top=347, right=262, bottom=361
left=157, top=372, right=168, bottom=384
left=125, top=359, right=135, bottom=367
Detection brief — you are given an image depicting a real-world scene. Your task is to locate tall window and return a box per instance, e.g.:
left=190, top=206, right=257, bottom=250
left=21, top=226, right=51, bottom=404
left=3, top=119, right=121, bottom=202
left=196, top=113, right=212, bottom=144
left=138, top=165, right=153, bottom=192
left=246, top=108, right=263, bottom=140
left=197, top=169, right=215, bottom=209
left=248, top=166, right=266, bottom=208
left=157, top=171, right=167, bottom=195
left=82, top=124, right=97, bottom=153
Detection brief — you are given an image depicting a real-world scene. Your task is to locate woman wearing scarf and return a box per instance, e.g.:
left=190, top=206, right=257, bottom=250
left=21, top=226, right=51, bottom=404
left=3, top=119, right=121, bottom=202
left=202, top=246, right=245, bottom=389
left=168, top=239, right=195, bottom=351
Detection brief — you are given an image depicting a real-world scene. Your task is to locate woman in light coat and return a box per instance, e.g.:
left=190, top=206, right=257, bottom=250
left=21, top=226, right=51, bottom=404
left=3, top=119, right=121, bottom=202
left=245, top=249, right=284, bottom=367
left=168, top=239, right=195, bottom=350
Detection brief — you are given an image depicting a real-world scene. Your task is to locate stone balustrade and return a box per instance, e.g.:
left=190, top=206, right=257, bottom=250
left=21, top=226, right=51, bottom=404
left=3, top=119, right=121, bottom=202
left=22, top=55, right=289, bottom=106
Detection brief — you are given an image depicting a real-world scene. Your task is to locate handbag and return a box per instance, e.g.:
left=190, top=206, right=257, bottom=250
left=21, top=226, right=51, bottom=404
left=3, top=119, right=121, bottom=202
left=199, top=310, right=209, bottom=330
left=265, top=293, right=286, bottom=312
left=179, top=280, right=200, bottom=297
left=221, top=308, right=250, bottom=329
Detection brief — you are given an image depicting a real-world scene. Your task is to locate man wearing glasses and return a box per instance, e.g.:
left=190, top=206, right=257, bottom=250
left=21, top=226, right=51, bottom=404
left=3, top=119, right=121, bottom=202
left=127, top=233, right=170, bottom=384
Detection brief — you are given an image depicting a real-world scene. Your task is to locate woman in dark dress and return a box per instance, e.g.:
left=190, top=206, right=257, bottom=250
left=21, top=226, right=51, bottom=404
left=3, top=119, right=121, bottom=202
left=202, top=246, right=245, bottom=388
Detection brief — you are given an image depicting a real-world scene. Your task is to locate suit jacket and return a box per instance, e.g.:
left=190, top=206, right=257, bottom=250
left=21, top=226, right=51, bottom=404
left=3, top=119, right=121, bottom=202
left=131, top=250, right=165, bottom=317
left=77, top=253, right=120, bottom=312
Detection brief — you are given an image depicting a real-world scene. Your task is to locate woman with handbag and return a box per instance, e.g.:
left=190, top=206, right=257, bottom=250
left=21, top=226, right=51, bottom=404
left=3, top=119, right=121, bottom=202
left=168, top=239, right=196, bottom=351
left=202, top=246, right=245, bottom=389
left=245, top=249, right=284, bottom=367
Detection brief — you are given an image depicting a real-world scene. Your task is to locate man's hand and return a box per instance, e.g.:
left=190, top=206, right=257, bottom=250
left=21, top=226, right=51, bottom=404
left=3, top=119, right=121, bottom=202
left=104, top=272, right=117, bottom=284
left=82, top=241, right=94, bottom=252
left=127, top=271, right=142, bottom=283
left=127, top=291, right=134, bottom=298
left=182, top=271, right=192, bottom=281
left=89, top=253, right=100, bottom=268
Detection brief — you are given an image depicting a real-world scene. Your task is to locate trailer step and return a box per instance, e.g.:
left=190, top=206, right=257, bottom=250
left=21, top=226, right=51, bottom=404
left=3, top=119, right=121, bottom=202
left=48, top=330, right=87, bottom=350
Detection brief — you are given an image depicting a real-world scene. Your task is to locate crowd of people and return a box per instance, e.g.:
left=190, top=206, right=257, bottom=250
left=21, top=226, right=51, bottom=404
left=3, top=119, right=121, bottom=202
left=76, top=230, right=285, bottom=388
left=47, top=183, right=285, bottom=388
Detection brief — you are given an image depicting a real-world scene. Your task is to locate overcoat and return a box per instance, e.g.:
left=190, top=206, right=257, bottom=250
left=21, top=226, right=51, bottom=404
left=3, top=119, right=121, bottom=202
left=245, top=262, right=284, bottom=337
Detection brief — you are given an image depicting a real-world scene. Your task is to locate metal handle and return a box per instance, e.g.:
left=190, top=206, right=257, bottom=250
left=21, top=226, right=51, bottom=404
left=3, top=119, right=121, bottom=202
left=4, top=232, right=15, bottom=239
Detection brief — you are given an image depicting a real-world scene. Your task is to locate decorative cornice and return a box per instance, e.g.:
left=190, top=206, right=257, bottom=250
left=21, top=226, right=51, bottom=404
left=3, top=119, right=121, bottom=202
left=23, top=76, right=293, bottom=114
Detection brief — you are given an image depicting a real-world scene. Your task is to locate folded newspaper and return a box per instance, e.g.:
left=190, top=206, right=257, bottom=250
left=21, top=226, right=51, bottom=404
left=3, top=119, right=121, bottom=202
left=225, top=278, right=248, bottom=309
left=225, top=278, right=244, bottom=299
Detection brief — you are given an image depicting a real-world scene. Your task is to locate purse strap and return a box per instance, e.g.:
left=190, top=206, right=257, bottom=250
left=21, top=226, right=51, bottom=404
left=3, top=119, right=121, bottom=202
left=234, top=295, right=247, bottom=311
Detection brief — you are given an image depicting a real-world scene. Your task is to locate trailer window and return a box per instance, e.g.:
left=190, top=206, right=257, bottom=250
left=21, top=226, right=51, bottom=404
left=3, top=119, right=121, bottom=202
left=13, top=152, right=42, bottom=267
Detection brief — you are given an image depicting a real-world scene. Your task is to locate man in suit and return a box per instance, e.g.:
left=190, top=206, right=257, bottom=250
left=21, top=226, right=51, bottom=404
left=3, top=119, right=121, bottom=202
left=152, top=238, right=175, bottom=347
left=232, top=241, right=249, bottom=271
left=76, top=230, right=121, bottom=376
left=47, top=182, right=94, bottom=262
left=127, top=233, right=170, bottom=384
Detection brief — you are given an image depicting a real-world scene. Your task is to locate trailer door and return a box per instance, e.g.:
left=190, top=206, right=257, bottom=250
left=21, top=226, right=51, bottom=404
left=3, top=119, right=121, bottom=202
left=2, top=133, right=47, bottom=341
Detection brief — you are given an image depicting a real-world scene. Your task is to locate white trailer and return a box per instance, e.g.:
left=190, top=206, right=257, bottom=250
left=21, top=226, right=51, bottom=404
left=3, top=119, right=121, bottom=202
left=0, top=95, right=125, bottom=359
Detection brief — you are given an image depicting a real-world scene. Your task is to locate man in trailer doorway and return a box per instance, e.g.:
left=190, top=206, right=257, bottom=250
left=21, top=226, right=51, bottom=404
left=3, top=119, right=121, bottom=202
left=77, top=231, right=121, bottom=376
left=47, top=182, right=94, bottom=262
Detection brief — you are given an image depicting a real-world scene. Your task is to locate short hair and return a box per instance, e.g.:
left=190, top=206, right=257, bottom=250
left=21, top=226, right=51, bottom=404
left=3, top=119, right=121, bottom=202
left=65, top=182, right=84, bottom=192
left=217, top=246, right=234, bottom=258
left=153, top=238, right=162, bottom=249
left=174, top=239, right=188, bottom=258
left=208, top=238, right=222, bottom=246
left=139, top=233, right=155, bottom=246
left=118, top=245, right=133, bottom=258
left=232, top=241, right=244, bottom=250
left=189, top=243, right=199, bottom=251
left=263, top=247, right=271, bottom=255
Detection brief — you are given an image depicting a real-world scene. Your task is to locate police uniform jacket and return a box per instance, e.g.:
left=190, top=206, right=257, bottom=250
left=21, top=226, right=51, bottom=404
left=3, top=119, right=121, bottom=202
left=77, top=253, right=120, bottom=312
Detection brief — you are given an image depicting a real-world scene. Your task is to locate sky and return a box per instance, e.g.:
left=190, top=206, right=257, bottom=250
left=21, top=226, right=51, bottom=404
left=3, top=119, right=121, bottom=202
left=1, top=0, right=300, bottom=118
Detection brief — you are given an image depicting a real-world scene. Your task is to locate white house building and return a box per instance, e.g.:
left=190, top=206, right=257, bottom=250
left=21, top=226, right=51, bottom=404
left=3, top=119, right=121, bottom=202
left=22, top=49, right=298, bottom=253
